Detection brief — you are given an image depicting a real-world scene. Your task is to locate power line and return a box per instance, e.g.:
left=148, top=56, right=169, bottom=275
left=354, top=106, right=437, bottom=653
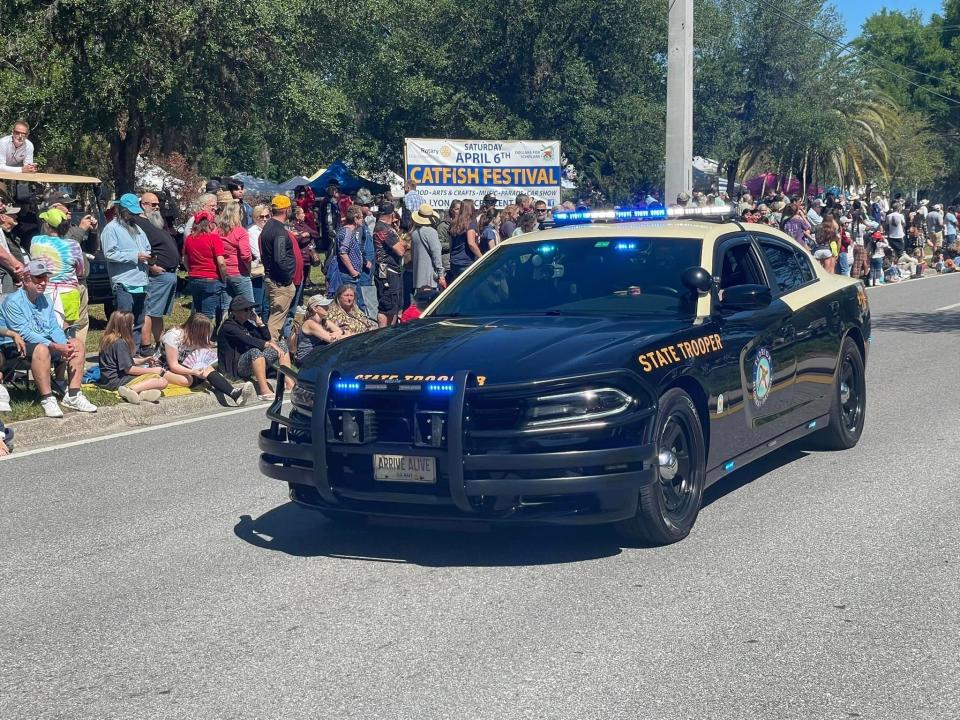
left=746, top=0, right=960, bottom=106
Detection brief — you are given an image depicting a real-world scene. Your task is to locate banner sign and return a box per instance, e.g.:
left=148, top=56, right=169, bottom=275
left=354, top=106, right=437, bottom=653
left=404, top=138, right=562, bottom=208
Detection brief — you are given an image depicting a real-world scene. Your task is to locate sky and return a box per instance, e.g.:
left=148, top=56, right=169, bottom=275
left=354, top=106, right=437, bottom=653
left=839, top=0, right=943, bottom=39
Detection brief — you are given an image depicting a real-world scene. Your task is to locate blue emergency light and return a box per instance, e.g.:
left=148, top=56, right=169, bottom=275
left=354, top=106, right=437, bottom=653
left=425, top=382, right=456, bottom=395
left=333, top=380, right=362, bottom=393
left=553, top=205, right=734, bottom=226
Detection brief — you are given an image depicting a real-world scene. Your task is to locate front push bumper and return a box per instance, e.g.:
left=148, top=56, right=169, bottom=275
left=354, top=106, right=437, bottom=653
left=259, top=370, right=657, bottom=526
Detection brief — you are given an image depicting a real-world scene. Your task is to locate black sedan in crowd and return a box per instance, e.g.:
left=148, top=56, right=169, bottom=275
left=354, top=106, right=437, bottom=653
left=259, top=206, right=870, bottom=544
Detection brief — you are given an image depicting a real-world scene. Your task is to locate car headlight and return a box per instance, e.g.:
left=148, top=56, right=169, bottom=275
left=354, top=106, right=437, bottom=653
left=290, top=382, right=315, bottom=416
left=523, top=388, right=633, bottom=427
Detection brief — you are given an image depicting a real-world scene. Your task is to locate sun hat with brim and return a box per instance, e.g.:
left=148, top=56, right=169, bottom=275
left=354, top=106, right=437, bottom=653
left=112, top=193, right=143, bottom=214
left=193, top=210, right=216, bottom=225
left=411, top=203, right=439, bottom=226
left=271, top=194, right=292, bottom=210
left=216, top=189, right=238, bottom=205
left=307, top=294, right=333, bottom=308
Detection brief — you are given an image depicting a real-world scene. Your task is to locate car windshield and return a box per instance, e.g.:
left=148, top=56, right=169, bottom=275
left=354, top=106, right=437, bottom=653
left=430, top=236, right=704, bottom=318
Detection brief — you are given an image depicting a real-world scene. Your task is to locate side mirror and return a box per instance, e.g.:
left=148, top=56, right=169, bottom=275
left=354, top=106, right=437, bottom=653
left=719, top=284, right=772, bottom=311
left=681, top=266, right=713, bottom=294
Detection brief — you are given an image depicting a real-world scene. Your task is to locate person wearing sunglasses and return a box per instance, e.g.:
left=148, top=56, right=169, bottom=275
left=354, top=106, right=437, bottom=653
left=247, top=204, right=271, bottom=318
left=0, top=119, right=37, bottom=173
left=131, top=192, right=181, bottom=353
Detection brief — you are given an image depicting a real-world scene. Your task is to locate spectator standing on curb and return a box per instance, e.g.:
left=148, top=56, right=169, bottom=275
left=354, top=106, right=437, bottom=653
left=403, top=180, right=424, bottom=218
left=260, top=195, right=297, bottom=342
left=448, top=199, right=480, bottom=282
left=329, top=205, right=364, bottom=297
left=248, top=204, right=270, bottom=318
left=98, top=310, right=167, bottom=404
left=100, top=194, right=151, bottom=350
left=0, top=205, right=26, bottom=293
left=133, top=192, right=180, bottom=353
left=886, top=202, right=906, bottom=257
left=0, top=260, right=97, bottom=417
left=372, top=202, right=405, bottom=327
left=218, top=200, right=254, bottom=304
left=182, top=193, right=217, bottom=237
left=0, top=120, right=37, bottom=173
left=410, top=204, right=446, bottom=291
left=226, top=179, right=253, bottom=228
left=353, top=190, right=378, bottom=321
left=182, top=210, right=228, bottom=326
left=944, top=206, right=958, bottom=249
left=927, top=204, right=944, bottom=251
left=216, top=296, right=294, bottom=401
left=316, top=181, right=341, bottom=254
left=437, top=200, right=460, bottom=275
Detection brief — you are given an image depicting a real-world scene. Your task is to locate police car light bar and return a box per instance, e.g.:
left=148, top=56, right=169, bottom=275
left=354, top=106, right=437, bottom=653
left=552, top=205, right=735, bottom=226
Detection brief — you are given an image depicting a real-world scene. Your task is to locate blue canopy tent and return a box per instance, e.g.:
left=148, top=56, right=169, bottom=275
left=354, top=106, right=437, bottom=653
left=308, top=160, right=390, bottom=195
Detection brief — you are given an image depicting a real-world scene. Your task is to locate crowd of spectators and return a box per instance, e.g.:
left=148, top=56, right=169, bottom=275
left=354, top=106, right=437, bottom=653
left=673, top=187, right=955, bottom=286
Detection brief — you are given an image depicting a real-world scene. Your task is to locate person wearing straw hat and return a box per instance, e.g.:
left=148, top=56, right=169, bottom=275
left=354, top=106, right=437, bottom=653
left=410, top=203, right=446, bottom=292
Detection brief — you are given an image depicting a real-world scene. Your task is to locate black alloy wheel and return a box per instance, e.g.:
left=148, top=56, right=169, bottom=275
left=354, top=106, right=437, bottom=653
left=815, top=336, right=866, bottom=450
left=617, top=387, right=706, bottom=545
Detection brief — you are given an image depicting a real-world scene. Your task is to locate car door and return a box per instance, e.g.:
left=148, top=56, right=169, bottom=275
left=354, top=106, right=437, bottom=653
left=711, top=236, right=798, bottom=458
left=754, top=234, right=841, bottom=418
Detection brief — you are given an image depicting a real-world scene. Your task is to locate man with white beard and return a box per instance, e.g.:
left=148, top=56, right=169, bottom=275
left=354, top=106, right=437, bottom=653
left=132, top=192, right=180, bottom=353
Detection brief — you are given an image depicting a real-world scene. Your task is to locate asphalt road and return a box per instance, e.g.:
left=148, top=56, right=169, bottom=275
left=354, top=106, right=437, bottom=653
left=2, top=274, right=959, bottom=720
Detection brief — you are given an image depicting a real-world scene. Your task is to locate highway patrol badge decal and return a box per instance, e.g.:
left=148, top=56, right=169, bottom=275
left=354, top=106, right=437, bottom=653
left=753, top=348, right=773, bottom=408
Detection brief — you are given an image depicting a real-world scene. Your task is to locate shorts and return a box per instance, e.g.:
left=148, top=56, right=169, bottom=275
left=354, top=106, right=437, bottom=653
left=2, top=342, right=62, bottom=364
left=237, top=340, right=286, bottom=378
left=376, top=272, right=402, bottom=315
left=145, top=270, right=178, bottom=317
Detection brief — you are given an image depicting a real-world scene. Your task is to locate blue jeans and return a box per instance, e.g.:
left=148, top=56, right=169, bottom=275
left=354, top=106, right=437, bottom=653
left=113, top=284, right=146, bottom=348
left=252, top=275, right=268, bottom=318
left=837, top=251, right=850, bottom=276
left=189, top=277, right=227, bottom=324
left=226, top=275, right=255, bottom=304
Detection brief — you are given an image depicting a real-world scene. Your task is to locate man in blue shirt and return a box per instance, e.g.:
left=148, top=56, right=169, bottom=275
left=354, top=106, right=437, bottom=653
left=0, top=259, right=97, bottom=417
left=100, top=193, right=151, bottom=349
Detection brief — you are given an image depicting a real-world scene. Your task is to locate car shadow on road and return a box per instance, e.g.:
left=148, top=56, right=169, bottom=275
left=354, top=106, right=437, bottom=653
left=234, top=505, right=625, bottom=567
left=703, top=443, right=810, bottom=509
left=871, top=310, right=960, bottom=334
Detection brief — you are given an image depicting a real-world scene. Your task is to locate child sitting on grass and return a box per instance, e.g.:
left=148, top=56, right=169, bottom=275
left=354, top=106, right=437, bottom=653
left=98, top=310, right=168, bottom=404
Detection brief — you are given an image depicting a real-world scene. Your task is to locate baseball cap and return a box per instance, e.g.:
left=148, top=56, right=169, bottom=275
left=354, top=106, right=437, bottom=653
left=47, top=190, right=77, bottom=205
left=307, top=294, right=333, bottom=308
left=271, top=194, right=292, bottom=210
left=229, top=295, right=255, bottom=312
left=377, top=201, right=396, bottom=217
left=482, top=193, right=498, bottom=206
left=25, top=258, right=51, bottom=276
left=112, top=193, right=143, bottom=214
left=1, top=205, right=21, bottom=215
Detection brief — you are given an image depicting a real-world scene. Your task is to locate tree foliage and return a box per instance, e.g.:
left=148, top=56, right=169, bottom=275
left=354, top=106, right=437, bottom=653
left=0, top=0, right=945, bottom=202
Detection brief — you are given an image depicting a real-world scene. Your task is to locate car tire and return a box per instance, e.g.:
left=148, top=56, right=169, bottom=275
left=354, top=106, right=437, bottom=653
left=814, top=336, right=866, bottom=450
left=616, top=387, right=706, bottom=546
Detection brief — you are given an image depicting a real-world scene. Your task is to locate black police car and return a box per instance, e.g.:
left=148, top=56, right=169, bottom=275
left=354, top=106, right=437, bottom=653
left=259, top=206, right=870, bottom=544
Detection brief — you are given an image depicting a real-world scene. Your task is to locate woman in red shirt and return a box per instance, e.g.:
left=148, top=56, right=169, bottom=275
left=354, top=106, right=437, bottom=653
left=182, top=210, right=228, bottom=325
left=218, top=202, right=254, bottom=304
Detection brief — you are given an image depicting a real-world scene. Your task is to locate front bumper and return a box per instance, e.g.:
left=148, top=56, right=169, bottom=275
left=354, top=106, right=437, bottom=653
left=259, top=370, right=657, bottom=525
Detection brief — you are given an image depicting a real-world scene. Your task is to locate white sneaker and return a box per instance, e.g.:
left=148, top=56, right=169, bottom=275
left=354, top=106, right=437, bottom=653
left=41, top=396, right=64, bottom=418
left=62, top=392, right=98, bottom=413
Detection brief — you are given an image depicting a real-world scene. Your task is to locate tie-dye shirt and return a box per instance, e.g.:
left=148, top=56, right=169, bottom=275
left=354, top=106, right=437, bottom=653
left=29, top=234, right=84, bottom=290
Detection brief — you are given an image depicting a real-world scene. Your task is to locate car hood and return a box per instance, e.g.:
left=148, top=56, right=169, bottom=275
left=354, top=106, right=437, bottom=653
left=299, top=315, right=692, bottom=386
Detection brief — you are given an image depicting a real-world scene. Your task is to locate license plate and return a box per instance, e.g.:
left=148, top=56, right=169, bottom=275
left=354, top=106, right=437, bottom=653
left=373, top=454, right=437, bottom=484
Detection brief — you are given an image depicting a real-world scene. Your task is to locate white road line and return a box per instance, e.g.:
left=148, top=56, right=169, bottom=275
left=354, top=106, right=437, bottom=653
left=935, top=301, right=960, bottom=312
left=0, top=403, right=274, bottom=461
